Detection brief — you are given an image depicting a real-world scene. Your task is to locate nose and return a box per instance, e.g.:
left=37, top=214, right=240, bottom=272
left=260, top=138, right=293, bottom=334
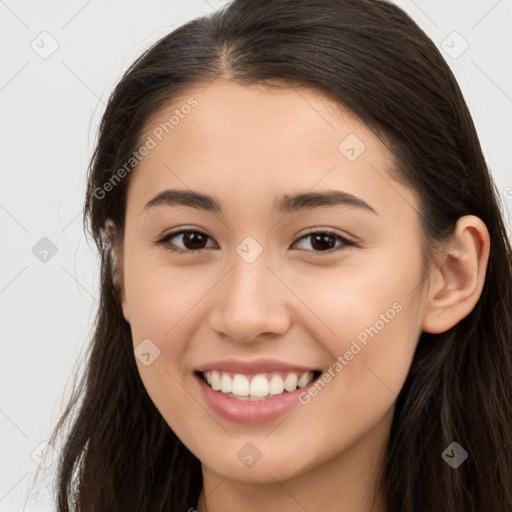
left=208, top=248, right=292, bottom=344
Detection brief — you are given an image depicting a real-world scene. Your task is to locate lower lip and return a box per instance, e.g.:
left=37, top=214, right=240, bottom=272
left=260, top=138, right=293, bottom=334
left=194, top=372, right=319, bottom=424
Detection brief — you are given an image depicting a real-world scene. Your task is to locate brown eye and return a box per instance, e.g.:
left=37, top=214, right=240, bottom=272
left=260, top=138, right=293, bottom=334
left=292, top=231, right=356, bottom=255
left=157, top=229, right=356, bottom=255
left=158, top=230, right=215, bottom=254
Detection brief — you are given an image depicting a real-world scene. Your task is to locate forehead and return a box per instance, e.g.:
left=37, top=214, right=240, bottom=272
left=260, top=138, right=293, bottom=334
left=143, top=79, right=372, bottom=159
left=126, top=79, right=417, bottom=222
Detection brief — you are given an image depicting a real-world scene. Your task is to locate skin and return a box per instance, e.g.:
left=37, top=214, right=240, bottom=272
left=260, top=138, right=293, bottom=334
left=106, top=79, right=490, bottom=512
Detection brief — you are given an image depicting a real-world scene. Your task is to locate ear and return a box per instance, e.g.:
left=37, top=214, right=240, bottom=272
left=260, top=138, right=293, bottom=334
left=421, top=215, right=490, bottom=334
left=105, top=219, right=130, bottom=324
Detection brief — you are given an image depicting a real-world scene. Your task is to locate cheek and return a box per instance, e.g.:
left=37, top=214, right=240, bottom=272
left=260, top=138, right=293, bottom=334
left=123, top=259, right=203, bottom=427
left=286, top=260, right=423, bottom=462
left=123, top=251, right=200, bottom=346
left=298, top=250, right=423, bottom=396
left=295, top=250, right=421, bottom=342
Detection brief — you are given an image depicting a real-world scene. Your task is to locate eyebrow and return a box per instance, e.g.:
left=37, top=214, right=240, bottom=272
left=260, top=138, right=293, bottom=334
left=144, top=188, right=378, bottom=216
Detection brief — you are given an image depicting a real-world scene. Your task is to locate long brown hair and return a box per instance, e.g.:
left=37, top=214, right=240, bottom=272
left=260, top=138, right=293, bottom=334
left=46, top=0, right=512, bottom=510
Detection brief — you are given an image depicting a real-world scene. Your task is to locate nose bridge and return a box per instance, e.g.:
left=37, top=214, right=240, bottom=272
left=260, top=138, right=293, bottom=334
left=209, top=237, right=290, bottom=342
left=226, top=239, right=275, bottom=315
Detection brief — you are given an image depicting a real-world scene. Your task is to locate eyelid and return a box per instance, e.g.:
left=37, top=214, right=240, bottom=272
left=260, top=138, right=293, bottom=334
left=156, top=226, right=357, bottom=255
left=155, top=228, right=216, bottom=253
left=293, top=228, right=357, bottom=255
left=297, top=227, right=355, bottom=242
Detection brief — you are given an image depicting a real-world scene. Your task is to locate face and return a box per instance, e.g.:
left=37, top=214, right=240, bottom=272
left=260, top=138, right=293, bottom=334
left=115, top=79, right=430, bottom=483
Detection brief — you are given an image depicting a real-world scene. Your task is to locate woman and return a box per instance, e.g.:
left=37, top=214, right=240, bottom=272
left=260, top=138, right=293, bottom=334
left=47, top=0, right=512, bottom=510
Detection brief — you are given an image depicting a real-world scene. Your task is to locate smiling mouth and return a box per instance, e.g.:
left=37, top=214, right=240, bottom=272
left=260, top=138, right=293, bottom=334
left=195, top=369, right=322, bottom=400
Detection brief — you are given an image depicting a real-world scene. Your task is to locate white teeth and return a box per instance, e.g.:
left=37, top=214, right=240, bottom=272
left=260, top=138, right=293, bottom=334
left=202, top=370, right=317, bottom=398
left=269, top=374, right=284, bottom=395
left=249, top=375, right=269, bottom=397
left=298, top=371, right=314, bottom=388
left=232, top=374, right=250, bottom=396
left=220, top=373, right=232, bottom=393
left=211, top=371, right=221, bottom=391
left=283, top=373, right=298, bottom=392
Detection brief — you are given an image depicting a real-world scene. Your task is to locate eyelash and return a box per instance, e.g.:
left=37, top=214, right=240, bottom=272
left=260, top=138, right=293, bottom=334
left=155, top=228, right=357, bottom=256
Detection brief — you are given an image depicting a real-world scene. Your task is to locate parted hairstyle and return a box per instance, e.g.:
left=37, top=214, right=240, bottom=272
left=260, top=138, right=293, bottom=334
left=46, top=0, right=512, bottom=510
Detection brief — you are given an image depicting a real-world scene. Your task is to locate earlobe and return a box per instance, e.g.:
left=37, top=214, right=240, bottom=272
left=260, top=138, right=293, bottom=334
left=421, top=215, right=490, bottom=334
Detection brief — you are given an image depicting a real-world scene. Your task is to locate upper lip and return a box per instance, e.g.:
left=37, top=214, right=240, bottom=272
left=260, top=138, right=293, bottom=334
left=196, top=358, right=320, bottom=374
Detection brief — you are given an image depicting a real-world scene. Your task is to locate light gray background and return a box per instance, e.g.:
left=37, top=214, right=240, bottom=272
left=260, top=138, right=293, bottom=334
left=1, top=0, right=511, bottom=510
